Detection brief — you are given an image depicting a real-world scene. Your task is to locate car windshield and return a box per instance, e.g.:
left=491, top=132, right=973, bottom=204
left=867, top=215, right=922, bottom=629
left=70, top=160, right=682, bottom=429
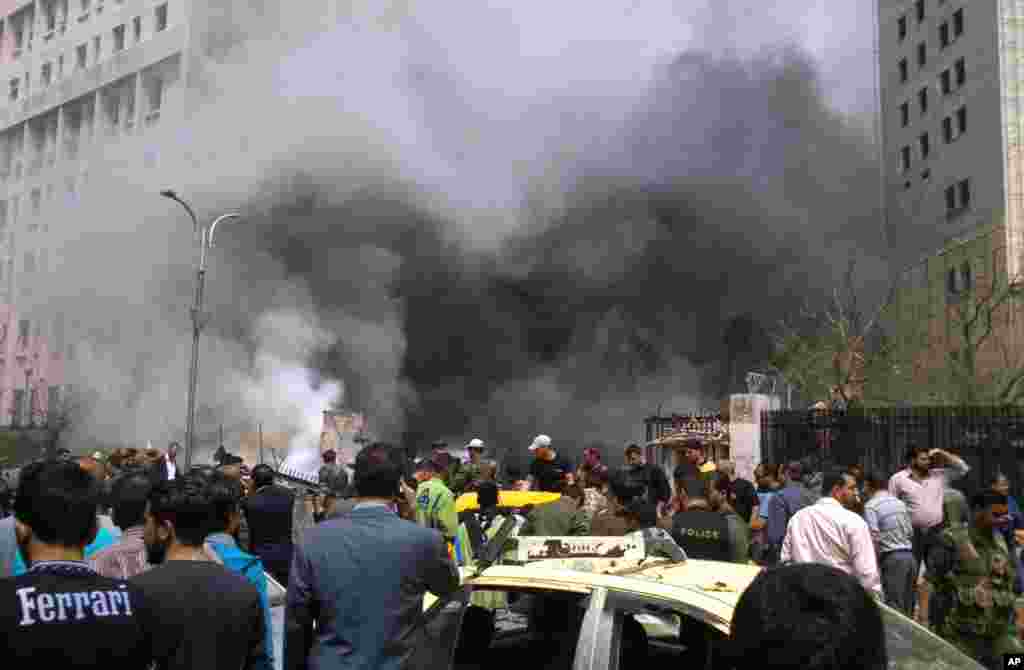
left=881, top=607, right=984, bottom=670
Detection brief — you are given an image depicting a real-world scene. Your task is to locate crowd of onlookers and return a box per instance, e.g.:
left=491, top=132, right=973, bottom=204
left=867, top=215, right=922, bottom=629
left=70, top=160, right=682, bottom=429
left=3, top=432, right=1024, bottom=670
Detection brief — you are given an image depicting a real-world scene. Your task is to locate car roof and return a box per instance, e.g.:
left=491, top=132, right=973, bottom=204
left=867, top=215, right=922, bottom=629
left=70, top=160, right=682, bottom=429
left=464, top=558, right=763, bottom=633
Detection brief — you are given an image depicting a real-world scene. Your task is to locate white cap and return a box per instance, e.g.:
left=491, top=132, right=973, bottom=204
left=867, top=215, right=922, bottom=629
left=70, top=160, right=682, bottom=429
left=467, top=438, right=485, bottom=449
left=528, top=434, right=552, bottom=451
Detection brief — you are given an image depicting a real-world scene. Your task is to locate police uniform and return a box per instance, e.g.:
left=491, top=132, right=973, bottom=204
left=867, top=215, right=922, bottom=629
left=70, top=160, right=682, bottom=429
left=932, top=523, right=1024, bottom=669
left=450, top=461, right=485, bottom=495
left=669, top=510, right=732, bottom=562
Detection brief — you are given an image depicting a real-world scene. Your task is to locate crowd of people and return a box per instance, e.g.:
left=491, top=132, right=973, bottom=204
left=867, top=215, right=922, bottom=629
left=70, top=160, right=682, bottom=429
left=2, top=431, right=1023, bottom=669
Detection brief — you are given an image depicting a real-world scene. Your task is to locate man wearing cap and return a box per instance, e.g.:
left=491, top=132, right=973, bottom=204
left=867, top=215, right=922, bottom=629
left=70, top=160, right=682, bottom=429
left=414, top=458, right=459, bottom=543
left=527, top=435, right=573, bottom=490
left=451, top=439, right=487, bottom=495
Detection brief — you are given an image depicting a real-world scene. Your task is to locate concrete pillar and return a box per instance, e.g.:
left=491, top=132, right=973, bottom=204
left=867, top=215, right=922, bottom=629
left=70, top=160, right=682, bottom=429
left=132, top=71, right=142, bottom=130
left=729, top=394, right=780, bottom=482
left=55, top=103, right=63, bottom=163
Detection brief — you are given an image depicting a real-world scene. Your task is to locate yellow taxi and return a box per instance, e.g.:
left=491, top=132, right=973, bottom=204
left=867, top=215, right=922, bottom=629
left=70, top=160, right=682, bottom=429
left=416, top=531, right=984, bottom=670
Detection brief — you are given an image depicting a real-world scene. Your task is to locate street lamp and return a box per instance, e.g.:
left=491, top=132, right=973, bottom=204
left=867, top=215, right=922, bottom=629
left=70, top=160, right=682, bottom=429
left=161, top=190, right=242, bottom=471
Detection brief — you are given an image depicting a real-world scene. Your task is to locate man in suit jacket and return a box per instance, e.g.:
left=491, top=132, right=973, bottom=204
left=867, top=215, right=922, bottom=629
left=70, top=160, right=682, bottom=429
left=242, top=464, right=296, bottom=586
left=284, top=443, right=460, bottom=670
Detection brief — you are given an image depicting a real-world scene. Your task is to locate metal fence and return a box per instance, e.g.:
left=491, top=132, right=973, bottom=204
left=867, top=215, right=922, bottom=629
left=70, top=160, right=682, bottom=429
left=760, top=407, right=1024, bottom=497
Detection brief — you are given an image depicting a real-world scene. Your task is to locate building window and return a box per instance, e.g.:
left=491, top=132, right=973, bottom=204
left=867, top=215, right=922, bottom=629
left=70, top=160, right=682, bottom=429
left=30, top=188, right=40, bottom=216
left=957, top=106, right=967, bottom=135
left=901, top=146, right=911, bottom=172
left=943, top=116, right=953, bottom=143
left=939, top=22, right=950, bottom=48
left=953, top=9, right=964, bottom=37
left=917, top=42, right=927, bottom=68
left=900, top=102, right=910, bottom=126
left=155, top=3, right=167, bottom=32
left=955, top=58, right=965, bottom=87
left=959, top=178, right=970, bottom=209
left=76, top=43, right=87, bottom=69
left=920, top=132, right=930, bottom=159
left=9, top=78, right=19, bottom=102
left=41, top=62, right=51, bottom=87
left=57, top=55, right=64, bottom=79
left=92, top=35, right=100, bottom=64
left=23, top=251, right=35, bottom=273
left=113, top=24, right=125, bottom=52
left=899, top=58, right=909, bottom=83
left=916, top=0, right=925, bottom=23
left=945, top=184, right=957, bottom=212
left=940, top=69, right=951, bottom=94
left=899, top=16, right=908, bottom=41
left=918, top=86, right=928, bottom=114
left=133, top=16, right=141, bottom=43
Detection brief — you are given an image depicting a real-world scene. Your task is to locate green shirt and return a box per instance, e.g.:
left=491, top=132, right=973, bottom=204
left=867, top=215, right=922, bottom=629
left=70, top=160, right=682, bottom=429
left=450, top=461, right=485, bottom=495
left=938, top=524, right=1024, bottom=638
left=415, top=478, right=458, bottom=540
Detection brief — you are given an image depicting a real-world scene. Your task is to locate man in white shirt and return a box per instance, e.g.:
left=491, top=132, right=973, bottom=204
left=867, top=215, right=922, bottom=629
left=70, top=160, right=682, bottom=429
left=782, top=469, right=882, bottom=599
left=165, top=442, right=180, bottom=481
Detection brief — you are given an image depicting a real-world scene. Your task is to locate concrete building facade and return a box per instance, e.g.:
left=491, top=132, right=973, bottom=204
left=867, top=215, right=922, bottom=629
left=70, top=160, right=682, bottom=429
left=879, top=0, right=1024, bottom=389
left=0, top=0, right=188, bottom=425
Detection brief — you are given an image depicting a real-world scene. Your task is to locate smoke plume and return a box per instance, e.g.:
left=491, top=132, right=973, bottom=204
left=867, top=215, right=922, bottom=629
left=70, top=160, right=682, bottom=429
left=37, top=1, right=885, bottom=470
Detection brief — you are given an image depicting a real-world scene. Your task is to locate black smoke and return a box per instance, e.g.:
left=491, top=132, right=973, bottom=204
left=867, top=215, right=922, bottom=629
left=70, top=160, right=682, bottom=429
left=226, top=48, right=887, bottom=468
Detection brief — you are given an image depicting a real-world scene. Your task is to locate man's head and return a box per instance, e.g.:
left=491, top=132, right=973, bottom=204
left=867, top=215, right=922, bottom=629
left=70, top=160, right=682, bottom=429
left=477, top=480, right=499, bottom=510
left=14, top=459, right=101, bottom=560
left=144, top=475, right=216, bottom=564
left=755, top=463, right=779, bottom=489
left=972, top=490, right=1011, bottom=531
left=466, top=439, right=485, bottom=463
left=353, top=443, right=403, bottom=499
left=906, top=443, right=931, bottom=474
left=862, top=471, right=889, bottom=500
left=991, top=472, right=1011, bottom=498
left=414, top=457, right=442, bottom=482
left=730, top=563, right=886, bottom=670
left=207, top=473, right=244, bottom=537
left=710, top=476, right=734, bottom=513
left=251, top=464, right=275, bottom=489
left=624, top=444, right=643, bottom=467
left=167, top=442, right=180, bottom=463
left=846, top=464, right=864, bottom=483
left=683, top=439, right=704, bottom=465
left=823, top=469, right=858, bottom=509
left=718, top=460, right=736, bottom=481
left=784, top=461, right=803, bottom=484
left=322, top=449, right=337, bottom=464
left=77, top=456, right=107, bottom=483
left=111, top=474, right=153, bottom=531
left=528, top=434, right=552, bottom=454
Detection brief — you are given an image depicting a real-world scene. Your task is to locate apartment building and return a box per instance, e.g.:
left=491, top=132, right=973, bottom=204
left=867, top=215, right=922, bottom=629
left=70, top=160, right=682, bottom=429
left=879, top=0, right=1024, bottom=384
left=0, top=0, right=187, bottom=426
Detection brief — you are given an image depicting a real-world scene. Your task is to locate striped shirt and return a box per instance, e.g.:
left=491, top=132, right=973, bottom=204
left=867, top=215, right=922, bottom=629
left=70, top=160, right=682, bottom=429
left=863, top=492, right=913, bottom=555
left=88, top=526, right=149, bottom=580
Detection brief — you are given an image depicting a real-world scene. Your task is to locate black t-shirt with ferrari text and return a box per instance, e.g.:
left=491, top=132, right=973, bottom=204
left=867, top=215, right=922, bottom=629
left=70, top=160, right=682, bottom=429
left=0, top=561, right=154, bottom=669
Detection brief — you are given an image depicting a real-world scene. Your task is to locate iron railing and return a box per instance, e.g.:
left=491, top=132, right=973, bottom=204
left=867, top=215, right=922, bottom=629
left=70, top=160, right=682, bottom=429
left=760, top=407, right=1024, bottom=497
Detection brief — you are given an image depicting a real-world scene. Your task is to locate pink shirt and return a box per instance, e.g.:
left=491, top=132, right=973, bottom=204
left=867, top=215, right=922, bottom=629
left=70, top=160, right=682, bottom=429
left=781, top=497, right=882, bottom=597
left=888, top=460, right=968, bottom=530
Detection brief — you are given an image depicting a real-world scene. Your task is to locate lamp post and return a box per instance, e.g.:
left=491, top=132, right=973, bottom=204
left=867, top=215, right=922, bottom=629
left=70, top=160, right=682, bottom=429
left=161, top=190, right=241, bottom=471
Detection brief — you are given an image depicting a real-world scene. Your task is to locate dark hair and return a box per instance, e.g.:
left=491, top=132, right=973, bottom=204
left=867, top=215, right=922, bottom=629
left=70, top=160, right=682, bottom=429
left=148, top=475, right=217, bottom=547
left=713, top=475, right=735, bottom=498
left=207, top=474, right=243, bottom=532
left=822, top=469, right=851, bottom=496
left=682, top=439, right=704, bottom=452
left=587, top=465, right=609, bottom=488
left=252, top=464, right=275, bottom=489
left=14, top=459, right=100, bottom=548
left=477, top=481, right=499, bottom=509
left=785, top=461, right=804, bottom=480
left=111, top=474, right=152, bottom=530
left=757, top=463, right=780, bottom=481
left=863, top=471, right=888, bottom=491
left=990, top=471, right=1010, bottom=487
left=504, top=466, right=523, bottom=481
left=730, top=563, right=887, bottom=670
left=624, top=444, right=642, bottom=457
left=971, top=490, right=1009, bottom=510
left=905, top=443, right=929, bottom=464
left=354, top=443, right=402, bottom=498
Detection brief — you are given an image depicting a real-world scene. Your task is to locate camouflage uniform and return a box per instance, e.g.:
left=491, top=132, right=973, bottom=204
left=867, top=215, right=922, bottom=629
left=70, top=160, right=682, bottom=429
left=932, top=523, right=1024, bottom=669
left=450, top=461, right=485, bottom=495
